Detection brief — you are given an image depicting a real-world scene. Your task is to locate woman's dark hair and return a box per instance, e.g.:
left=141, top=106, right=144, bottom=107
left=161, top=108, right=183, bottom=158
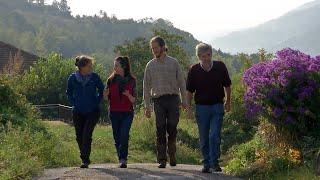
left=75, top=55, right=93, bottom=68
left=150, top=36, right=168, bottom=52
left=107, top=56, right=135, bottom=82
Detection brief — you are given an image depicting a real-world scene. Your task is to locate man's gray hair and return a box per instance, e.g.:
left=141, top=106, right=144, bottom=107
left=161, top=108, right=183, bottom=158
left=195, top=43, right=212, bottom=57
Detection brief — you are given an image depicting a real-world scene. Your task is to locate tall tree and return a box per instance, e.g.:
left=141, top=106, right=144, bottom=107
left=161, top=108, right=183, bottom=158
left=258, top=48, right=273, bottom=62
left=57, top=0, right=71, bottom=16
left=238, top=53, right=252, bottom=73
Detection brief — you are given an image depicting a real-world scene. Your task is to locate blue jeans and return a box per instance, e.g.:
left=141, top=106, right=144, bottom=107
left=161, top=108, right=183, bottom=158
left=109, top=111, right=134, bottom=161
left=195, top=104, right=224, bottom=168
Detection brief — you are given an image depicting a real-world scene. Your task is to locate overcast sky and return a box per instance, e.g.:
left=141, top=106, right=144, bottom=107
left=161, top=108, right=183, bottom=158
left=47, top=0, right=314, bottom=41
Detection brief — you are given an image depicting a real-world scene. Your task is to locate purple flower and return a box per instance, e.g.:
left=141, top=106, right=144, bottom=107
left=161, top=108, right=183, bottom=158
left=267, top=88, right=280, bottom=99
left=243, top=48, right=320, bottom=124
left=285, top=116, right=295, bottom=124
left=297, top=107, right=306, bottom=114
left=298, top=86, right=315, bottom=100
left=273, top=107, right=283, bottom=118
left=287, top=107, right=295, bottom=112
left=308, top=63, right=320, bottom=72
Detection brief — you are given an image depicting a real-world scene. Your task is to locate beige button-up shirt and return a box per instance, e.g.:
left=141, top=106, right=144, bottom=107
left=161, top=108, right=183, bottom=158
left=143, top=55, right=187, bottom=109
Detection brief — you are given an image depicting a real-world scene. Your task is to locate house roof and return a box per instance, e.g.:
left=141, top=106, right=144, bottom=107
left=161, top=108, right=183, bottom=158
left=0, top=41, right=40, bottom=73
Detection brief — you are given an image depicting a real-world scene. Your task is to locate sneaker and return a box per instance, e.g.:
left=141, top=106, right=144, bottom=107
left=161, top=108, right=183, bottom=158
left=158, top=162, right=166, bottom=168
left=201, top=166, right=212, bottom=173
left=80, top=163, right=89, bottom=168
left=119, top=159, right=127, bottom=168
left=212, top=164, right=222, bottom=172
left=80, top=159, right=90, bottom=168
left=119, top=163, right=127, bottom=168
left=170, top=162, right=177, bottom=167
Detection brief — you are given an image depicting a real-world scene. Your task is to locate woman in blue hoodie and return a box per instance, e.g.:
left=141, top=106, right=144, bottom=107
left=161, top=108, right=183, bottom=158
left=66, top=55, right=104, bottom=168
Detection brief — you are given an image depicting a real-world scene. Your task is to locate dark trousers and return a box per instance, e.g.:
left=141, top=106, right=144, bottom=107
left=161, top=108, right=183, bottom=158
left=109, top=111, right=134, bottom=161
left=153, top=94, right=180, bottom=164
left=73, top=110, right=100, bottom=164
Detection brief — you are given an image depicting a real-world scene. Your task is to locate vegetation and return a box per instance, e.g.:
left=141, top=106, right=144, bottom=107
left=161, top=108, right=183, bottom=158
left=0, top=0, right=199, bottom=68
left=224, top=49, right=320, bottom=179
left=0, top=0, right=265, bottom=76
left=0, top=1, right=319, bottom=179
left=19, top=53, right=107, bottom=105
left=0, top=76, right=78, bottom=179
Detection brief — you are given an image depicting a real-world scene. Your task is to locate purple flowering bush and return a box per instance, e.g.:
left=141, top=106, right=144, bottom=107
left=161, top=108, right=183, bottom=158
left=243, top=48, right=320, bottom=135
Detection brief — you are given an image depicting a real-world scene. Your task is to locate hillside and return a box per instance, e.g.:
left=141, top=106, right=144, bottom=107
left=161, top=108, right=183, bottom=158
left=213, top=0, right=320, bottom=55
left=0, top=0, right=199, bottom=63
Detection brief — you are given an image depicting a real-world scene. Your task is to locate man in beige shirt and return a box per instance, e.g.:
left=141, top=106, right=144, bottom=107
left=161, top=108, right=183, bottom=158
left=143, top=36, right=187, bottom=168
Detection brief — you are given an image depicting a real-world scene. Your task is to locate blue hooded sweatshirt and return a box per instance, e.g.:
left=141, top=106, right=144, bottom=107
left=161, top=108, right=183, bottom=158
left=66, top=71, right=105, bottom=114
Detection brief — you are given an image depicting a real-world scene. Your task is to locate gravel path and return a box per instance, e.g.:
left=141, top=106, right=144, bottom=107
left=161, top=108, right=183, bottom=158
left=35, top=163, right=241, bottom=180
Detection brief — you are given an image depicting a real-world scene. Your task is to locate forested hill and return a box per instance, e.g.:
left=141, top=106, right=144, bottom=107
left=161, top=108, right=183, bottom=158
left=0, top=0, right=200, bottom=61
left=213, top=0, right=320, bottom=55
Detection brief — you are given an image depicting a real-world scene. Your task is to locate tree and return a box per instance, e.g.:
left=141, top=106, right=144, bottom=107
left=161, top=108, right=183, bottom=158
left=20, top=53, right=107, bottom=105
left=258, top=48, right=273, bottom=62
left=50, top=0, right=70, bottom=16
left=99, top=10, right=109, bottom=21
left=52, top=0, right=59, bottom=9
left=37, top=0, right=45, bottom=5
left=27, top=0, right=45, bottom=5
left=238, top=53, right=252, bottom=73
left=0, top=0, right=200, bottom=63
left=59, top=0, right=70, bottom=15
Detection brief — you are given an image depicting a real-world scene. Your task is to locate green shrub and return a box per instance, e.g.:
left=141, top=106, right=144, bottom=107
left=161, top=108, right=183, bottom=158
left=224, top=133, right=268, bottom=177
left=0, top=75, right=39, bottom=130
left=222, top=73, right=258, bottom=153
left=0, top=74, right=79, bottom=179
left=0, top=124, right=79, bottom=179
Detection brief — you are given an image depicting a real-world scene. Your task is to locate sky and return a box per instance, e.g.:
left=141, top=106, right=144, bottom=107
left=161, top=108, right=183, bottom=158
left=47, top=0, right=314, bottom=41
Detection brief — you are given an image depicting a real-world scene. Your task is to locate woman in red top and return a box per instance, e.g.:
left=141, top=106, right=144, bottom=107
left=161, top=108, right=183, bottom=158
left=104, top=56, right=136, bottom=168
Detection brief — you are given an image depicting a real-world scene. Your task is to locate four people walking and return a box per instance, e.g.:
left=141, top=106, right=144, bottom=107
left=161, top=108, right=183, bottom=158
left=66, top=38, right=231, bottom=173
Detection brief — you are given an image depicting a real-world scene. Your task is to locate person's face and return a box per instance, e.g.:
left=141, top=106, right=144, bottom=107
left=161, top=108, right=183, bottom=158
left=80, top=62, right=93, bottom=74
left=114, top=60, right=124, bottom=75
left=151, top=41, right=166, bottom=58
left=198, top=51, right=212, bottom=63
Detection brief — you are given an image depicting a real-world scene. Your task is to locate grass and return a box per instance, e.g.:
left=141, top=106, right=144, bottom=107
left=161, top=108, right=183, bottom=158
left=223, top=130, right=320, bottom=180
left=269, top=165, right=318, bottom=180
left=43, top=110, right=202, bottom=165
left=246, top=163, right=319, bottom=180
